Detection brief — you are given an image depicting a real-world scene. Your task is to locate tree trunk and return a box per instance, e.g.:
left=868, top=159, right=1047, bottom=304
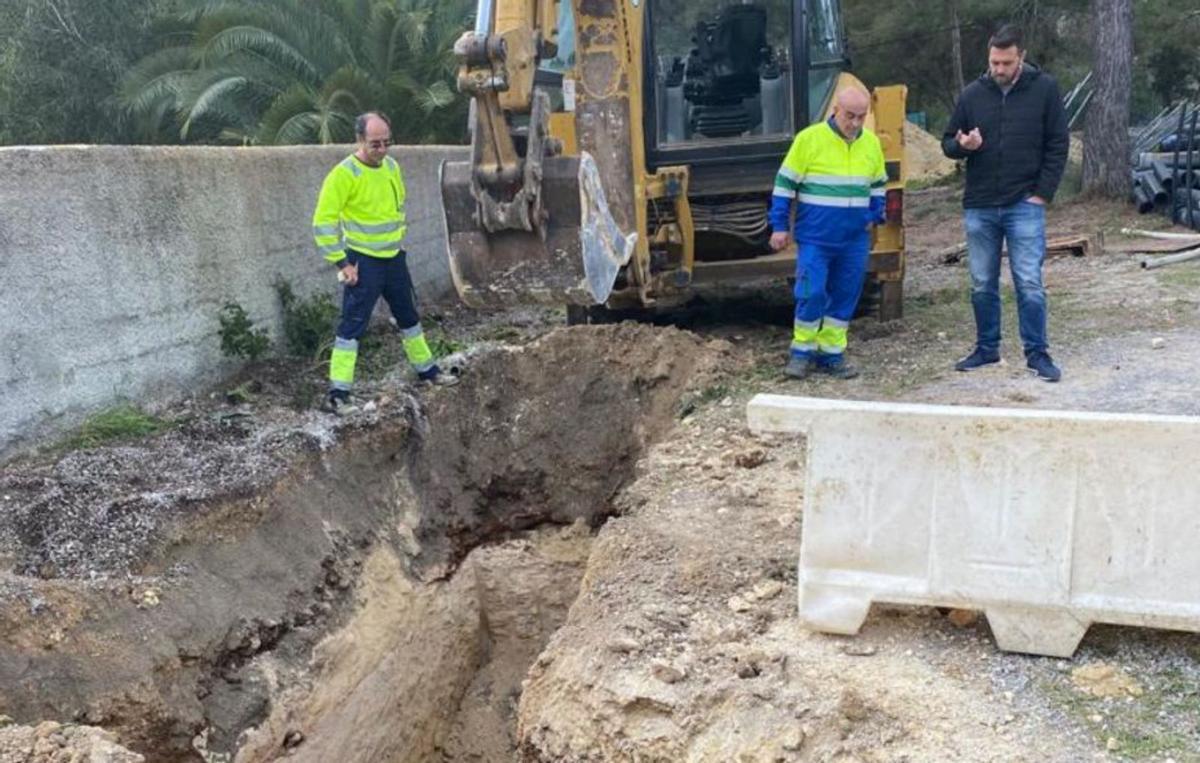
left=1082, top=0, right=1133, bottom=199
left=948, top=0, right=965, bottom=95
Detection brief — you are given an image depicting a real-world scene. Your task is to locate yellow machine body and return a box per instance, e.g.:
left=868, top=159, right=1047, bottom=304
left=442, top=0, right=908, bottom=319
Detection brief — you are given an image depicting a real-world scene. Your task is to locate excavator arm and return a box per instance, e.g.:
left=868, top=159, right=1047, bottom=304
left=441, top=0, right=639, bottom=308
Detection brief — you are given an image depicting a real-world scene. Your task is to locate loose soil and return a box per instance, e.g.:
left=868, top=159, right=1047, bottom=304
left=3, top=184, right=1199, bottom=762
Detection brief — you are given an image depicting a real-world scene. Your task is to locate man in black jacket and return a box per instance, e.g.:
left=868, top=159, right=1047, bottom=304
left=942, top=24, right=1069, bottom=382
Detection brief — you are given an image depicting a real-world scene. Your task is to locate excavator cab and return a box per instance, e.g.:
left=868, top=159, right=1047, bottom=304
left=441, top=0, right=907, bottom=318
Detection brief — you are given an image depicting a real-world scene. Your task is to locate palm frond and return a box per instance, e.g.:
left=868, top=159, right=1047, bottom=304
left=274, top=111, right=323, bottom=144
left=180, top=75, right=252, bottom=138
left=413, top=80, right=454, bottom=113
left=202, top=26, right=320, bottom=84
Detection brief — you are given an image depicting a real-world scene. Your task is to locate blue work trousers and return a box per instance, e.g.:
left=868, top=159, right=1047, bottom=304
left=791, top=238, right=870, bottom=363
left=336, top=249, right=420, bottom=340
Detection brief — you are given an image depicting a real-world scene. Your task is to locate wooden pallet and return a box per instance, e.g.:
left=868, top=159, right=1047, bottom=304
left=939, top=234, right=1091, bottom=264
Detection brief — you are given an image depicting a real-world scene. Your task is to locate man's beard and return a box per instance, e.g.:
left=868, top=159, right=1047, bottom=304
left=991, top=67, right=1019, bottom=87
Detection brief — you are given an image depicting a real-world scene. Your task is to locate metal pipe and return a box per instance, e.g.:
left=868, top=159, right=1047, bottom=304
left=1068, top=90, right=1094, bottom=130
left=1143, top=170, right=1168, bottom=206
left=1151, top=160, right=1175, bottom=191
left=1170, top=103, right=1187, bottom=221
left=1187, top=111, right=1197, bottom=230
left=1141, top=245, right=1200, bottom=269
left=1133, top=103, right=1186, bottom=159
left=1132, top=181, right=1155, bottom=214
left=1119, top=227, right=1200, bottom=240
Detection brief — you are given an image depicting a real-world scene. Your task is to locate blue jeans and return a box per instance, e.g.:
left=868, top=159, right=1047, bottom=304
left=964, top=200, right=1048, bottom=356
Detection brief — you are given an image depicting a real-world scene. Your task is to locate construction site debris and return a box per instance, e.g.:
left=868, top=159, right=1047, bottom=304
left=940, top=234, right=1091, bottom=264
left=1141, top=246, right=1200, bottom=269
left=1130, top=102, right=1200, bottom=230
left=1107, top=238, right=1200, bottom=254
left=1120, top=226, right=1200, bottom=241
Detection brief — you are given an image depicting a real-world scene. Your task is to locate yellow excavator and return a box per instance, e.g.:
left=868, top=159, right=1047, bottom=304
left=441, top=0, right=908, bottom=321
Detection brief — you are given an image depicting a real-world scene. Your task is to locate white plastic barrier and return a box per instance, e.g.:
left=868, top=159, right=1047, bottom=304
left=747, top=394, right=1200, bottom=658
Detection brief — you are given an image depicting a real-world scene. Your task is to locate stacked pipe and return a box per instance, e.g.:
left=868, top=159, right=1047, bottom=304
left=1131, top=101, right=1200, bottom=230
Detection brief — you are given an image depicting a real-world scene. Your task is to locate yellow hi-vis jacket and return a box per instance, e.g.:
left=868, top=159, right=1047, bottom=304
left=769, top=118, right=888, bottom=246
left=312, top=154, right=408, bottom=265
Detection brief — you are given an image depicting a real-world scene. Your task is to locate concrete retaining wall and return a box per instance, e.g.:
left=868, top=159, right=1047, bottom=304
left=0, top=144, right=468, bottom=457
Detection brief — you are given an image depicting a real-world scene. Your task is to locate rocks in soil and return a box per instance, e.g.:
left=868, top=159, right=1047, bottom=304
left=0, top=721, right=144, bottom=762
left=734, top=449, right=768, bottom=469
left=946, top=608, right=979, bottom=628
left=840, top=643, right=878, bottom=657
left=1071, top=662, right=1144, bottom=698
left=652, top=661, right=687, bottom=684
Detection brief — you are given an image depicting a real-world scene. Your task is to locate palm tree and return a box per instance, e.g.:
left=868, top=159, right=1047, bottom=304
left=120, top=0, right=472, bottom=145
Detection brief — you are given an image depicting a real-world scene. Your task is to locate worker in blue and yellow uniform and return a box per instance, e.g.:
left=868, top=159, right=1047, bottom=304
left=313, top=111, right=458, bottom=413
left=769, top=87, right=888, bottom=380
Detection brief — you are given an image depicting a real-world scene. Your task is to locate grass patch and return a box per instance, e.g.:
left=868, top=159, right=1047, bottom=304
left=1153, top=261, right=1200, bottom=292
left=676, top=381, right=737, bottom=418
left=695, top=383, right=731, bottom=405
left=478, top=325, right=523, bottom=343
left=65, top=405, right=170, bottom=449
left=1039, top=671, right=1200, bottom=760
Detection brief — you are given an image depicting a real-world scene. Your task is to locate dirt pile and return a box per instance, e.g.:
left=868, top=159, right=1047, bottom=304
left=514, top=409, right=1099, bottom=762
left=906, top=123, right=958, bottom=183
left=0, top=323, right=727, bottom=762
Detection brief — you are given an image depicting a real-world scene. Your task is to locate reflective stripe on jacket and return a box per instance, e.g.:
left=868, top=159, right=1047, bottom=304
left=312, top=155, right=408, bottom=264
left=769, top=119, right=887, bottom=246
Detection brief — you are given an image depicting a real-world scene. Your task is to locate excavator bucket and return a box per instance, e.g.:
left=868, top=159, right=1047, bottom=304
left=440, top=152, right=636, bottom=309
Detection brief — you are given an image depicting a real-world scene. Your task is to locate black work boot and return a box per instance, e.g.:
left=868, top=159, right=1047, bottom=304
left=818, top=359, right=860, bottom=380
left=322, top=389, right=352, bottom=414
left=418, top=365, right=461, bottom=387
left=784, top=356, right=813, bottom=380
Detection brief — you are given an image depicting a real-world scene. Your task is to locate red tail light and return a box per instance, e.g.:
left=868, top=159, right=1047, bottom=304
left=885, top=188, right=903, bottom=224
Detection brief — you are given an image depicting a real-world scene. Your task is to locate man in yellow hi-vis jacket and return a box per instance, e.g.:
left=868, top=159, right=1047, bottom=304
left=312, top=112, right=458, bottom=413
left=768, top=87, right=887, bottom=381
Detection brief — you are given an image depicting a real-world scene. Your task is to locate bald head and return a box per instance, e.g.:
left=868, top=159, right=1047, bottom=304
left=355, top=111, right=392, bottom=166
left=836, top=87, right=870, bottom=111
left=832, top=87, right=870, bottom=140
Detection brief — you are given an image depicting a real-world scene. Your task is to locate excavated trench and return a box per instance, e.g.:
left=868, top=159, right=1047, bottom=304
left=0, top=325, right=726, bottom=762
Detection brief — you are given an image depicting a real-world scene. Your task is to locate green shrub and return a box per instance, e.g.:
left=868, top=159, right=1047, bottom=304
left=276, top=281, right=339, bottom=359
left=426, top=331, right=463, bottom=358
left=218, top=302, right=271, bottom=360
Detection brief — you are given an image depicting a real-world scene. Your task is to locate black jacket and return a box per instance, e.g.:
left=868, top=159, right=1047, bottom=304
left=942, top=64, right=1069, bottom=208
